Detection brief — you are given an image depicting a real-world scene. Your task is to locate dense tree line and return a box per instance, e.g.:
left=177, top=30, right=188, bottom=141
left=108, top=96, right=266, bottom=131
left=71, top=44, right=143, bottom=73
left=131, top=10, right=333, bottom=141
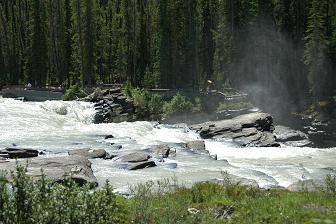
left=0, top=0, right=335, bottom=110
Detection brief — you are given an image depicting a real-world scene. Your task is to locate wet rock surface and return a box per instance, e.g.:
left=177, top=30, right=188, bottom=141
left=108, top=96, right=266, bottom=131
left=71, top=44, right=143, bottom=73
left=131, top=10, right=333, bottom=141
left=191, top=113, right=280, bottom=147
left=274, top=125, right=312, bottom=147
left=68, top=148, right=107, bottom=159
left=118, top=152, right=151, bottom=163
left=0, top=156, right=98, bottom=186
left=0, top=148, right=39, bottom=159
left=186, top=140, right=209, bottom=155
left=127, top=161, right=157, bottom=170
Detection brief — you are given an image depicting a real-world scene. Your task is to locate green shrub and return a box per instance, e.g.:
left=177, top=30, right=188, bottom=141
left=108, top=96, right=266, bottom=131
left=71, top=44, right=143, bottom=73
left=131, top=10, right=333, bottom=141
left=63, top=84, right=86, bottom=101
left=163, top=93, right=195, bottom=117
left=129, top=88, right=163, bottom=120
left=0, top=166, right=128, bottom=224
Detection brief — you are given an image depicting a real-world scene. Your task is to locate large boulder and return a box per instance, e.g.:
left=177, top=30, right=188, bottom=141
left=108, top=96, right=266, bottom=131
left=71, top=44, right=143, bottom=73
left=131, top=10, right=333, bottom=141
left=0, top=148, right=39, bottom=159
left=0, top=156, right=97, bottom=186
left=68, top=148, right=107, bottom=159
left=190, top=113, right=279, bottom=147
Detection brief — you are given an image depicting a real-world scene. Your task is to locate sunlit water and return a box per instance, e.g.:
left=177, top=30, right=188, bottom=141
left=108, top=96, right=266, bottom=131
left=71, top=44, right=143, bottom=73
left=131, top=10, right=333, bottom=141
left=0, top=97, right=335, bottom=192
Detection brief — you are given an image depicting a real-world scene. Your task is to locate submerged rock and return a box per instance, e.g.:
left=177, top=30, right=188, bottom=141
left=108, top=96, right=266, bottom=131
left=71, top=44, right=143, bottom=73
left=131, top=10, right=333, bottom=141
left=0, top=156, right=97, bottom=186
left=0, top=148, right=39, bottom=159
left=191, top=113, right=279, bottom=147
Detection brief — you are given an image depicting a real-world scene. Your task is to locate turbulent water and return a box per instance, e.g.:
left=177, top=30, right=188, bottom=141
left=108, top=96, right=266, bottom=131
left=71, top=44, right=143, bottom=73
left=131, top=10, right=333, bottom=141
left=1, top=97, right=336, bottom=192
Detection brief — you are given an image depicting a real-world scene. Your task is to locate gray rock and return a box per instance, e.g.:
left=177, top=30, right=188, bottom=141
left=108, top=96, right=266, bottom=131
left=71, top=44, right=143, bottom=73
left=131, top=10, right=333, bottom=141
left=191, top=113, right=273, bottom=138
left=0, top=156, right=97, bottom=186
left=0, top=148, right=39, bottom=159
left=153, top=145, right=170, bottom=158
left=68, top=148, right=107, bottom=159
left=191, top=113, right=279, bottom=147
left=119, top=152, right=150, bottom=163
left=274, top=126, right=309, bottom=142
left=186, top=140, right=208, bottom=154
left=127, top=161, right=156, bottom=170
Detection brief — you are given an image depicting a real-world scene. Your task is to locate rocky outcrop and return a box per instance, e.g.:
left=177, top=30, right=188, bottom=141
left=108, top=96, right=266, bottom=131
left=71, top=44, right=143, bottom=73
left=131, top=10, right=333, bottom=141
left=68, top=148, right=107, bottom=159
left=190, top=113, right=279, bottom=147
left=0, top=156, right=97, bottom=186
left=0, top=148, right=39, bottom=159
left=80, top=88, right=135, bottom=124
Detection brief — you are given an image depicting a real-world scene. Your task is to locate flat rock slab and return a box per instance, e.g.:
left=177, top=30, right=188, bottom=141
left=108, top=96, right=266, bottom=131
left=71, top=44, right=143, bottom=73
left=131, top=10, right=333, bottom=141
left=0, top=148, right=39, bottom=159
left=68, top=148, right=107, bottom=159
left=191, top=113, right=273, bottom=139
left=0, top=156, right=97, bottom=187
left=127, top=161, right=156, bottom=170
left=119, top=152, right=150, bottom=163
left=191, top=113, right=279, bottom=147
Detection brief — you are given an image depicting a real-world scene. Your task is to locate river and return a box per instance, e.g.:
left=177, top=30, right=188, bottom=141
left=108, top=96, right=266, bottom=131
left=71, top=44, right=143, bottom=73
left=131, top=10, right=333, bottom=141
left=0, top=97, right=335, bottom=193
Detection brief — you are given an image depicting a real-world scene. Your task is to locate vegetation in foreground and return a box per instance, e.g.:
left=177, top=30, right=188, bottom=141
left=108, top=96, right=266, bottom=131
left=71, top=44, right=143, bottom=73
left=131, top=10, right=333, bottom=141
left=1, top=167, right=336, bottom=224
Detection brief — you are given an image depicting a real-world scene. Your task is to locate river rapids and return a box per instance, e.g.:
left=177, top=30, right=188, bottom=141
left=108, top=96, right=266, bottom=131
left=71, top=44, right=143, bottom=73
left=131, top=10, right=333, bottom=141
left=0, top=97, right=335, bottom=192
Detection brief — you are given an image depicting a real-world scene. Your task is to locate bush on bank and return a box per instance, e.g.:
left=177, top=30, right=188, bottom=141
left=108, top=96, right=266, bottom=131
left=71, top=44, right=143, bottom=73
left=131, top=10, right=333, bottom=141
left=1, top=166, right=336, bottom=224
left=63, top=84, right=86, bottom=101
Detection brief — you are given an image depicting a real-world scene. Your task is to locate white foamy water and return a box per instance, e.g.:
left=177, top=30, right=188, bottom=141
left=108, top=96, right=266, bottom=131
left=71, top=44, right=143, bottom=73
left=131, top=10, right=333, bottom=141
left=0, top=97, right=335, bottom=192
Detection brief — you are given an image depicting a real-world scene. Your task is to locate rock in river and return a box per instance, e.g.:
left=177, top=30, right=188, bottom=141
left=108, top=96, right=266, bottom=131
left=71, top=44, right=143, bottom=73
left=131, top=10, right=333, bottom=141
left=186, top=140, right=209, bottom=155
left=0, top=156, right=98, bottom=186
left=119, top=152, right=151, bottom=163
left=68, top=148, right=107, bottom=159
left=0, top=148, right=39, bottom=159
left=190, top=113, right=279, bottom=147
left=127, top=161, right=156, bottom=170
left=274, top=125, right=309, bottom=142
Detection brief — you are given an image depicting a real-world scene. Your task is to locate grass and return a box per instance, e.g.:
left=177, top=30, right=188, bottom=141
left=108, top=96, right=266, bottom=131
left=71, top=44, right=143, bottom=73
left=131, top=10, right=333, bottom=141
left=1, top=166, right=336, bottom=223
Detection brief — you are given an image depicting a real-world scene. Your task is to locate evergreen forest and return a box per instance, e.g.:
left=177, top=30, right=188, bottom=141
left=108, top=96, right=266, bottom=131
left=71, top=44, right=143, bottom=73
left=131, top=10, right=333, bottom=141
left=1, top=0, right=336, bottom=112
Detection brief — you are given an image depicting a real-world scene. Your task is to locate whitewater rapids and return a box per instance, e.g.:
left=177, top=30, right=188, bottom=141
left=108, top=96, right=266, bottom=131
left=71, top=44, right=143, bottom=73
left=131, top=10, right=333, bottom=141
left=0, top=97, right=335, bottom=192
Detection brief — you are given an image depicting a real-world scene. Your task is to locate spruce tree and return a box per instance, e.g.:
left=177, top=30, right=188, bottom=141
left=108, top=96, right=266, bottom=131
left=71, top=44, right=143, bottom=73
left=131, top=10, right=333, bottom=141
left=26, top=0, right=48, bottom=87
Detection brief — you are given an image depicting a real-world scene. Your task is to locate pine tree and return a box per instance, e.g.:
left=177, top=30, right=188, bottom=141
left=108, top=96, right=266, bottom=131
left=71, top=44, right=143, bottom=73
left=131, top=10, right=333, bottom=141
left=304, top=0, right=329, bottom=100
left=26, top=0, right=48, bottom=87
